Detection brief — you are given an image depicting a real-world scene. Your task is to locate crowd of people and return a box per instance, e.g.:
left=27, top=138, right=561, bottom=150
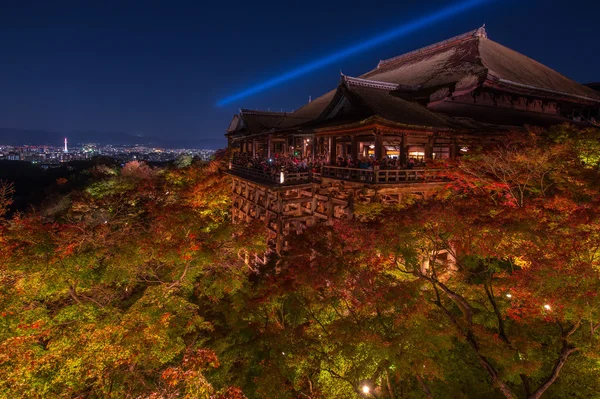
left=232, top=153, right=327, bottom=179
left=333, top=155, right=427, bottom=170
left=232, top=152, right=427, bottom=181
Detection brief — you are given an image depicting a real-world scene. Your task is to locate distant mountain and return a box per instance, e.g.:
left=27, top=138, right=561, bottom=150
left=0, top=128, right=224, bottom=149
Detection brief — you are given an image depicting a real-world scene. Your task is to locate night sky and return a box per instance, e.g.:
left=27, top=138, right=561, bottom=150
left=1, top=0, right=599, bottom=149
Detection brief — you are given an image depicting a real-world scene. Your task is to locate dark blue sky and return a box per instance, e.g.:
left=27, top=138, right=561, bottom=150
left=1, top=0, right=599, bottom=148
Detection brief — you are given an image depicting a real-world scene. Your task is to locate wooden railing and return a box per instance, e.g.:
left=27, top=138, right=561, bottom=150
left=321, top=166, right=442, bottom=184
left=322, top=166, right=373, bottom=182
left=230, top=164, right=279, bottom=184
left=230, top=164, right=312, bottom=185
left=282, top=171, right=311, bottom=184
left=230, top=163, right=442, bottom=185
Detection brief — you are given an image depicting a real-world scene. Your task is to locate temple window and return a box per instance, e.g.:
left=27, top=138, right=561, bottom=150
left=274, top=142, right=284, bottom=154
left=385, top=146, right=400, bottom=158
left=408, top=146, right=425, bottom=162
left=432, top=146, right=450, bottom=160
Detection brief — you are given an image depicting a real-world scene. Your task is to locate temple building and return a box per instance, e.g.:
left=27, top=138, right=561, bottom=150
left=227, top=26, right=600, bottom=164
left=225, top=26, right=600, bottom=254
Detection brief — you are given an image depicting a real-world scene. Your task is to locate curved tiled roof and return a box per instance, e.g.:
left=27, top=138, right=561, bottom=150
left=227, top=109, right=313, bottom=135
left=339, top=76, right=465, bottom=130
left=479, top=39, right=600, bottom=101
left=292, top=90, right=337, bottom=119
left=227, top=26, right=600, bottom=137
left=361, top=27, right=487, bottom=89
left=361, top=26, right=600, bottom=102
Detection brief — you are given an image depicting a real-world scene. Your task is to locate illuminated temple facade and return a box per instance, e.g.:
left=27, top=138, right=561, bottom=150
left=227, top=26, right=600, bottom=164
left=225, top=26, right=600, bottom=253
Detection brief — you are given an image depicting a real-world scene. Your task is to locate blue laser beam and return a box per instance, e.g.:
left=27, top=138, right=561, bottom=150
left=217, top=0, right=493, bottom=106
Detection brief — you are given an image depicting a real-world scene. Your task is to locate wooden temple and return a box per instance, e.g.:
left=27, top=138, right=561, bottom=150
left=225, top=26, right=600, bottom=253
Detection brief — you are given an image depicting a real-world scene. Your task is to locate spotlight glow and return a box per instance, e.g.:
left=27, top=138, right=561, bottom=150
left=217, top=0, right=493, bottom=106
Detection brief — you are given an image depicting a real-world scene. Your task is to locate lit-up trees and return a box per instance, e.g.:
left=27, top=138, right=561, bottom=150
left=0, top=180, right=14, bottom=219
left=1, top=130, right=600, bottom=398
left=246, top=129, right=600, bottom=398
left=0, top=159, right=255, bottom=398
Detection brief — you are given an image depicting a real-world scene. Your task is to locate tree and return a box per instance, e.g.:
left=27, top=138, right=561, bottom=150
left=2, top=129, right=600, bottom=398
left=0, top=160, right=254, bottom=398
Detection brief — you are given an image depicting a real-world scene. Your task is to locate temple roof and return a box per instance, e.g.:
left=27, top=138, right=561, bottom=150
left=226, top=109, right=313, bottom=135
left=363, top=26, right=600, bottom=103
left=227, top=26, right=600, bottom=137
left=292, top=90, right=337, bottom=119
left=332, top=75, right=466, bottom=129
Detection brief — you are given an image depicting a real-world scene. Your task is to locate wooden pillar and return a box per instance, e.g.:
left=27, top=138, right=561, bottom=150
left=326, top=193, right=334, bottom=222
left=374, top=134, right=383, bottom=161
left=252, top=139, right=257, bottom=157
left=351, top=136, right=358, bottom=162
left=400, top=134, right=407, bottom=165
left=311, top=137, right=316, bottom=161
left=330, top=136, right=337, bottom=165
left=318, top=137, right=324, bottom=157
left=311, top=185, right=317, bottom=215
left=275, top=192, right=284, bottom=254
left=267, top=135, right=272, bottom=159
left=254, top=187, right=261, bottom=219
left=425, top=137, right=433, bottom=160
left=302, top=138, right=307, bottom=158
left=451, top=140, right=459, bottom=159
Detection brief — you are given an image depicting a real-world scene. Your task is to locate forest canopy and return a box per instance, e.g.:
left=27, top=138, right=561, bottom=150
left=1, top=125, right=600, bottom=399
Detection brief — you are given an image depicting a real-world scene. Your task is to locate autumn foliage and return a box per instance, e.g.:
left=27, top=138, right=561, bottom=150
left=1, top=126, right=600, bottom=398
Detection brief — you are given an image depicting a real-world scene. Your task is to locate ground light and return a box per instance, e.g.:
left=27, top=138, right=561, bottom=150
left=217, top=0, right=495, bottom=106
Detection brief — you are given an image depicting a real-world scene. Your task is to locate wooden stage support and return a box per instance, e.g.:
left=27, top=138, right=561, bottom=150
left=230, top=175, right=443, bottom=254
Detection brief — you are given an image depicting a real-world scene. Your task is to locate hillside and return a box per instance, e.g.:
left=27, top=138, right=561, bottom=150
left=1, top=126, right=600, bottom=398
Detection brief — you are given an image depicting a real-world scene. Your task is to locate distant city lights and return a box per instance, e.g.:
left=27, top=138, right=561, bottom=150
left=0, top=141, right=216, bottom=166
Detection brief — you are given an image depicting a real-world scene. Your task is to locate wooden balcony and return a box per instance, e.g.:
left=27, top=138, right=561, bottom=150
left=229, top=163, right=442, bottom=186
left=229, top=164, right=314, bottom=186
left=321, top=166, right=441, bottom=184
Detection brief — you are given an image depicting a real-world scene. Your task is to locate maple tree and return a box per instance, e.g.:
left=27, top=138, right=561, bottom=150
left=0, top=158, right=256, bottom=398
left=1, top=129, right=600, bottom=398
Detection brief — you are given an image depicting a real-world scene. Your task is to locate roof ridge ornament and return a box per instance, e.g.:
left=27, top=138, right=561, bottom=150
left=341, top=75, right=422, bottom=92
left=341, top=75, right=401, bottom=91
left=475, top=24, right=487, bottom=38
left=239, top=108, right=289, bottom=116
left=376, top=25, right=488, bottom=68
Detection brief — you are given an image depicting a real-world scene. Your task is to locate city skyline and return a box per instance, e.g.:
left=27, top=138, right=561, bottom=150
left=0, top=140, right=215, bottom=165
left=0, top=127, right=220, bottom=149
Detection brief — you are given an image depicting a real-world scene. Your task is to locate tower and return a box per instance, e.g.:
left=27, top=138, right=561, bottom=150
left=64, top=137, right=68, bottom=153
